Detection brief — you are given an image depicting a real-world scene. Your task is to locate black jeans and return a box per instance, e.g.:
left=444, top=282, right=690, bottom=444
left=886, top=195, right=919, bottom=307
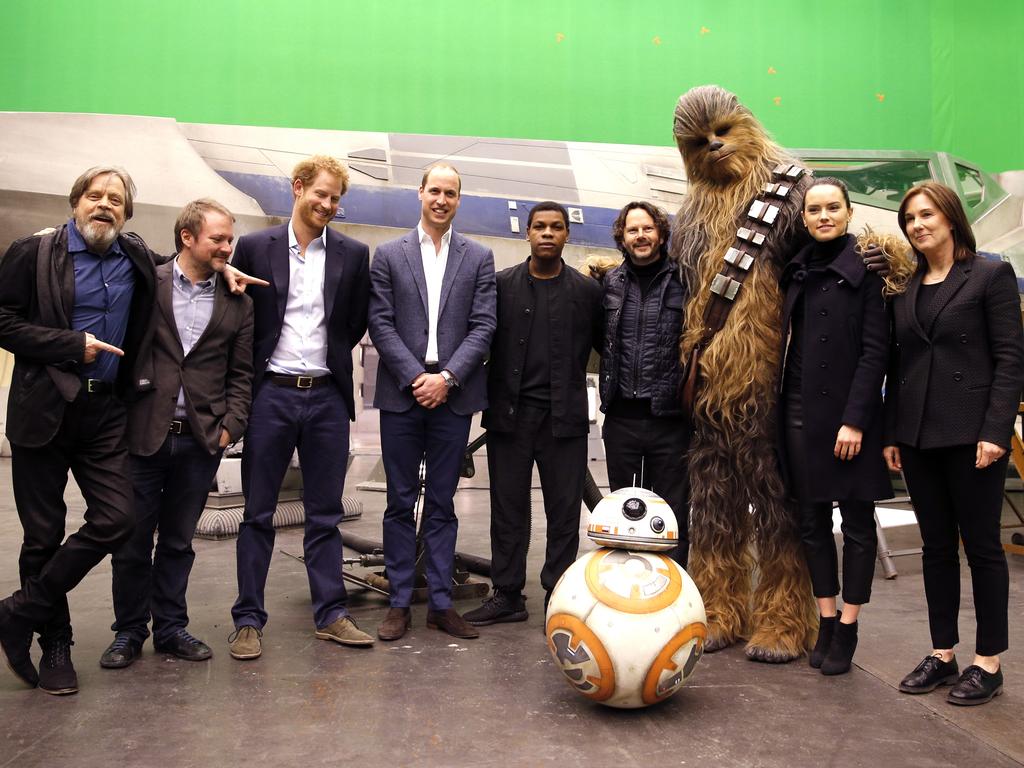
left=785, top=392, right=877, bottom=604
left=899, top=443, right=1009, bottom=656
left=7, top=391, right=134, bottom=637
left=602, top=414, right=690, bottom=567
left=487, top=405, right=587, bottom=595
left=111, top=434, right=222, bottom=645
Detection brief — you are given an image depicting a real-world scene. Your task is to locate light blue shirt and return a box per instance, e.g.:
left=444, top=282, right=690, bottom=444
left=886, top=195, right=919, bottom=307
left=171, top=257, right=217, bottom=418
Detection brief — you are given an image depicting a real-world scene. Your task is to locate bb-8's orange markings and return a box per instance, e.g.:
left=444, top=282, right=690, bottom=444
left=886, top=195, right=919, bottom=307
left=545, top=614, right=615, bottom=702
left=584, top=549, right=682, bottom=614
left=641, top=622, right=708, bottom=705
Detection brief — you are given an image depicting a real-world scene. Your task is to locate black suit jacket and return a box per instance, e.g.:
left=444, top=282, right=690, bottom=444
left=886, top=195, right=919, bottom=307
left=0, top=224, right=160, bottom=447
left=127, top=261, right=255, bottom=456
left=229, top=223, right=370, bottom=420
left=885, top=256, right=1024, bottom=449
left=482, top=259, right=603, bottom=436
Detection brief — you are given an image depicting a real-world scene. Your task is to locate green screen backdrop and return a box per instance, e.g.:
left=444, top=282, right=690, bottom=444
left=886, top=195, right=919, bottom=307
left=2, top=0, right=1022, bottom=172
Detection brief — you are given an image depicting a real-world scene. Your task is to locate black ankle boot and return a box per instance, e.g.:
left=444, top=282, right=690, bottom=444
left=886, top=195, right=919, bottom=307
left=809, top=612, right=840, bottom=669
left=821, top=620, right=858, bottom=676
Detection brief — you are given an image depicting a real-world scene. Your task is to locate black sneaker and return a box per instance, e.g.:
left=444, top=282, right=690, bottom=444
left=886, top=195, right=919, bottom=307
left=0, top=609, right=37, bottom=688
left=100, top=632, right=143, bottom=669
left=464, top=590, right=528, bottom=626
left=899, top=654, right=958, bottom=694
left=154, top=629, right=213, bottom=661
left=38, top=634, right=78, bottom=695
left=948, top=665, right=1003, bottom=706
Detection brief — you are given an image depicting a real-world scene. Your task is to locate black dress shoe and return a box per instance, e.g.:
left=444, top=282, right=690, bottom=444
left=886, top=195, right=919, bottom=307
left=100, top=632, right=143, bottom=669
left=0, top=609, right=37, bottom=688
left=426, top=608, right=479, bottom=639
left=947, top=665, right=1003, bottom=706
left=154, top=629, right=213, bottom=661
left=463, top=590, right=528, bottom=626
left=899, top=654, right=959, bottom=694
left=38, top=634, right=78, bottom=695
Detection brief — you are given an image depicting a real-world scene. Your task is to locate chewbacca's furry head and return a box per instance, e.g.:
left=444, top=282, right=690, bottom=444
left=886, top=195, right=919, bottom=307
left=673, top=85, right=785, bottom=185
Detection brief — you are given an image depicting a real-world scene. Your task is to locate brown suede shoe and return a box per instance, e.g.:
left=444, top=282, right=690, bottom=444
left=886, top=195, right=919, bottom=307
left=377, top=608, right=411, bottom=641
left=426, top=608, right=479, bottom=639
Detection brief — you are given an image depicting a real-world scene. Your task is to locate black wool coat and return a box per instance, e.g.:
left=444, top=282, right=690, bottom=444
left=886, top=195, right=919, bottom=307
left=777, top=234, right=893, bottom=502
left=884, top=255, right=1024, bottom=450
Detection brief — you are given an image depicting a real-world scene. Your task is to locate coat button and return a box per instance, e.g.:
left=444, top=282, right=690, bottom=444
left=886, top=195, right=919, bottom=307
left=819, top=334, right=828, bottom=343
left=821, top=285, right=830, bottom=292
left=820, top=388, right=829, bottom=395
left=524, top=308, right=531, bottom=315
left=819, top=309, right=828, bottom=317
left=518, top=338, right=525, bottom=345
left=507, top=406, right=515, bottom=416
left=953, top=371, right=963, bottom=382
left=960, top=333, right=968, bottom=344
left=900, top=378, right=907, bottom=385
left=819, top=361, right=828, bottom=369
left=513, top=368, right=520, bottom=376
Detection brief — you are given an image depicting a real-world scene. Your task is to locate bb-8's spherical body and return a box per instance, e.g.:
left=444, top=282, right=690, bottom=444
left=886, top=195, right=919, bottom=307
left=545, top=488, right=707, bottom=709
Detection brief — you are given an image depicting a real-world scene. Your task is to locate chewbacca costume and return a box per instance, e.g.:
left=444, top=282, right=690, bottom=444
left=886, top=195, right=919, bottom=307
left=669, top=85, right=818, bottom=661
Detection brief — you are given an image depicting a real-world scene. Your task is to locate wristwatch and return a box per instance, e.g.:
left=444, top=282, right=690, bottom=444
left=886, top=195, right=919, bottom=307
left=440, top=369, right=457, bottom=389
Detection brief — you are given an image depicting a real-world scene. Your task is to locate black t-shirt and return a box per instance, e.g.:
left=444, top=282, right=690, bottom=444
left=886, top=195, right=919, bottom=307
left=519, top=271, right=561, bottom=407
left=917, top=280, right=944, bottom=326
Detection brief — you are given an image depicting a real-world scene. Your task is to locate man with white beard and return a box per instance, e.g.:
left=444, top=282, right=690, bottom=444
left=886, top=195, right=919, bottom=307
left=0, top=166, right=170, bottom=695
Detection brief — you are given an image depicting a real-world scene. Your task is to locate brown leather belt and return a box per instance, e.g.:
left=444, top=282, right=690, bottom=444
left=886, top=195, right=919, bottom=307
left=266, top=373, right=332, bottom=389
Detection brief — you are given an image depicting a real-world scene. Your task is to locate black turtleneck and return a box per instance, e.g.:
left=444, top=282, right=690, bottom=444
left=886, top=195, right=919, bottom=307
left=626, top=253, right=668, bottom=298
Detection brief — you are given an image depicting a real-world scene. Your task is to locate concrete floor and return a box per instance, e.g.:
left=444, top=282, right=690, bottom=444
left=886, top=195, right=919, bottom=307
left=0, top=411, right=1022, bottom=768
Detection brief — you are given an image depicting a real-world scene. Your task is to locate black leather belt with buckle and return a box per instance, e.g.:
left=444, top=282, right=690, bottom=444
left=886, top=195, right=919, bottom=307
left=266, top=374, right=331, bottom=389
left=169, top=419, right=192, bottom=435
left=82, top=378, right=114, bottom=395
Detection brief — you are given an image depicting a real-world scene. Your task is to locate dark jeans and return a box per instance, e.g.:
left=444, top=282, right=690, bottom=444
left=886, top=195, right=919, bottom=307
left=785, top=393, right=877, bottom=604
left=602, top=414, right=690, bottom=567
left=7, top=392, right=134, bottom=637
left=380, top=403, right=471, bottom=610
left=232, top=379, right=351, bottom=630
left=111, top=434, right=222, bottom=645
left=900, top=443, right=1009, bottom=656
left=487, top=405, right=587, bottom=595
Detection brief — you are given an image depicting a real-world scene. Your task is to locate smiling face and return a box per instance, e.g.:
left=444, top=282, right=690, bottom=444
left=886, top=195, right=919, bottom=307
left=181, top=210, right=234, bottom=275
left=72, top=172, right=126, bottom=252
left=902, top=191, right=954, bottom=258
left=622, top=208, right=663, bottom=267
left=419, top=167, right=461, bottom=234
left=802, top=184, right=852, bottom=243
left=527, top=209, right=569, bottom=263
left=292, top=169, right=342, bottom=233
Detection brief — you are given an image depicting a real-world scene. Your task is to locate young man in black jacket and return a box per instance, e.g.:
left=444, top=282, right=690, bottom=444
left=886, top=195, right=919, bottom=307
left=599, top=201, right=690, bottom=567
left=466, top=201, right=603, bottom=626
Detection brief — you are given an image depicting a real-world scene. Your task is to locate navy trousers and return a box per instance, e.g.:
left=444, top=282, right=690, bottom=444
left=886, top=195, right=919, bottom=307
left=232, top=380, right=351, bottom=630
left=7, top=392, right=134, bottom=638
left=380, top=404, right=471, bottom=610
left=111, top=434, right=222, bottom=645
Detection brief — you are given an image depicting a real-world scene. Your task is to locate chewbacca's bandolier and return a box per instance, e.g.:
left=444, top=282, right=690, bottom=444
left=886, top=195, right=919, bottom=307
left=670, top=85, right=818, bottom=662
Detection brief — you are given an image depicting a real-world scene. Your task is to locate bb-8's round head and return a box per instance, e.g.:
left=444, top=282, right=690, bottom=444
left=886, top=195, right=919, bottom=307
left=587, top=487, right=679, bottom=551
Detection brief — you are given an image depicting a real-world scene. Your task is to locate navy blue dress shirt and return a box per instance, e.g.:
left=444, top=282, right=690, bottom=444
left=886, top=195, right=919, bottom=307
left=67, top=219, right=136, bottom=382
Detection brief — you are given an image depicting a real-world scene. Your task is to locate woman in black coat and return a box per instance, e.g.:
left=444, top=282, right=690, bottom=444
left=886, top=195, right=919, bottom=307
left=884, top=181, right=1024, bottom=706
left=778, top=177, right=892, bottom=675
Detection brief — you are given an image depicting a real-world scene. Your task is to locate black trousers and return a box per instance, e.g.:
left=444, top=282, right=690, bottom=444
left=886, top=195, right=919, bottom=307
left=785, top=393, right=877, bottom=604
left=602, top=414, right=690, bottom=567
left=487, top=405, right=587, bottom=595
left=7, top=392, right=134, bottom=637
left=899, top=443, right=1009, bottom=656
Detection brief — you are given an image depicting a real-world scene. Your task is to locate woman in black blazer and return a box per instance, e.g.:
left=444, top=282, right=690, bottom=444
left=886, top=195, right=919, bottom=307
left=778, top=178, right=891, bottom=676
left=884, top=181, right=1024, bottom=706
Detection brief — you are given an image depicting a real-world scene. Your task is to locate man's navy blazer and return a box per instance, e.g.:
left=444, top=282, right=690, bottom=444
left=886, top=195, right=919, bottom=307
left=229, top=223, right=370, bottom=421
left=368, top=228, right=496, bottom=416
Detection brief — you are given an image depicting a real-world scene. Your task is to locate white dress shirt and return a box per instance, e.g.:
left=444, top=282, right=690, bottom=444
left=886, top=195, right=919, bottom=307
left=267, top=221, right=330, bottom=376
left=418, top=223, right=451, bottom=365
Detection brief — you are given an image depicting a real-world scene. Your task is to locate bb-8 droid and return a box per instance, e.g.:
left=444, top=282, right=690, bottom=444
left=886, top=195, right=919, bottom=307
left=545, top=487, right=707, bottom=708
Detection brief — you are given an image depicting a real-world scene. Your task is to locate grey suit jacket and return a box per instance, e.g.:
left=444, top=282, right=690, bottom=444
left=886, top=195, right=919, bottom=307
left=368, top=228, right=496, bottom=415
left=128, top=261, right=255, bottom=456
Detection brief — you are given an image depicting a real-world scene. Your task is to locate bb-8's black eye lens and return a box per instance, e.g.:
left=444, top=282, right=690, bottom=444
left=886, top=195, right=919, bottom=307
left=650, top=517, right=665, bottom=533
left=622, top=498, right=647, bottom=520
